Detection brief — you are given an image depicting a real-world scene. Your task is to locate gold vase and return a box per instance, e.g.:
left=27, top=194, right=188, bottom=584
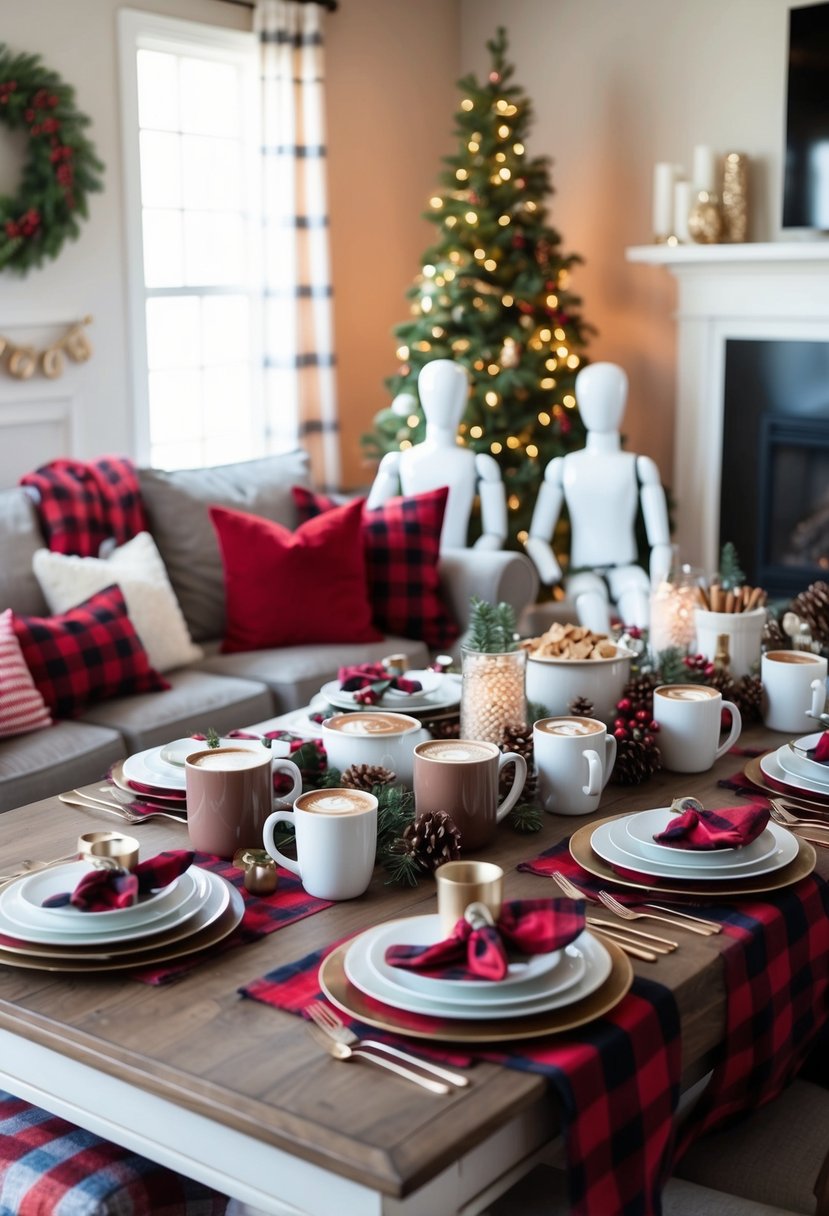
left=688, top=190, right=723, bottom=244
left=721, top=151, right=749, bottom=242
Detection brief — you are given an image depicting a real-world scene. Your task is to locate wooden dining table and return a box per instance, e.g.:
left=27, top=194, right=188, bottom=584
left=0, top=723, right=825, bottom=1216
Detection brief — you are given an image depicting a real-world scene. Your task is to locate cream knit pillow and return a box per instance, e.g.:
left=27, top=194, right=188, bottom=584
left=32, top=532, right=203, bottom=674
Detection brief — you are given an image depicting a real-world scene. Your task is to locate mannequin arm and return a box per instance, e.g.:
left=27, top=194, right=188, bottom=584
left=474, top=453, right=507, bottom=549
left=366, top=451, right=402, bottom=510
left=524, top=458, right=565, bottom=584
left=637, top=455, right=672, bottom=587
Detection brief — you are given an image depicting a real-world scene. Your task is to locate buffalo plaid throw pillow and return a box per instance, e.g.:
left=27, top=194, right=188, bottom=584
left=12, top=585, right=169, bottom=719
left=0, top=1089, right=227, bottom=1215
left=20, top=456, right=147, bottom=557
left=292, top=485, right=459, bottom=649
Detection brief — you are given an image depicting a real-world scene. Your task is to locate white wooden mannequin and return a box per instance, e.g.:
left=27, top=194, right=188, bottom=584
left=525, top=362, right=671, bottom=633
left=367, top=360, right=507, bottom=550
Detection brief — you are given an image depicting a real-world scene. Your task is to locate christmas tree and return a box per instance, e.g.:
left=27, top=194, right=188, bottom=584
left=362, top=27, right=593, bottom=549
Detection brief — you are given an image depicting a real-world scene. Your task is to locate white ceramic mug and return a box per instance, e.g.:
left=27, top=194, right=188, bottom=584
left=185, top=748, right=303, bottom=858
left=652, top=685, right=742, bottom=773
left=262, top=788, right=378, bottom=900
left=533, top=716, right=617, bottom=816
left=321, top=712, right=430, bottom=786
left=761, top=650, right=828, bottom=734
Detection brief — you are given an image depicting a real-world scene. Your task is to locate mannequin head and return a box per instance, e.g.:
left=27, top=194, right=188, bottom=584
left=418, top=360, right=468, bottom=432
left=575, top=363, right=628, bottom=434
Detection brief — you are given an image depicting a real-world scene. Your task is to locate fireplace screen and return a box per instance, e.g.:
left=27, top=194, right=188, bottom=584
left=761, top=416, right=829, bottom=585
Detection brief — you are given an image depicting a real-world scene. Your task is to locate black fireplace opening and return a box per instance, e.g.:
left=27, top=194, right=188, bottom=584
left=720, top=339, right=829, bottom=599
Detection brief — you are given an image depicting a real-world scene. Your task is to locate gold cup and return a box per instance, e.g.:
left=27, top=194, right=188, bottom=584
left=77, top=831, right=140, bottom=870
left=435, top=860, right=504, bottom=935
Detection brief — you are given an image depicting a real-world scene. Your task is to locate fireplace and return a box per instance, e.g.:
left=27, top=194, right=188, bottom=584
left=626, top=241, right=829, bottom=588
left=720, top=338, right=829, bottom=598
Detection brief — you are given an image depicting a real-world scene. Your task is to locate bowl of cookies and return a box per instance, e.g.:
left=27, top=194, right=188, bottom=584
left=522, top=624, right=634, bottom=726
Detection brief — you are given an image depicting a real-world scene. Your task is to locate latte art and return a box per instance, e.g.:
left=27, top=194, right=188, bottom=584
left=298, top=791, right=373, bottom=816
left=190, top=749, right=264, bottom=770
left=657, top=685, right=718, bottom=702
left=538, top=717, right=603, bottom=736
left=326, top=712, right=413, bottom=736
left=417, top=741, right=493, bottom=763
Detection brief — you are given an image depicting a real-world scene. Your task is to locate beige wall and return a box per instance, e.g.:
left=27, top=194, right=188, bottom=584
left=0, top=0, right=812, bottom=492
left=460, top=0, right=796, bottom=485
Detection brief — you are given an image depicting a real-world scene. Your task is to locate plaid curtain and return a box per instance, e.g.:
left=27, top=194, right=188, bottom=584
left=255, top=0, right=340, bottom=489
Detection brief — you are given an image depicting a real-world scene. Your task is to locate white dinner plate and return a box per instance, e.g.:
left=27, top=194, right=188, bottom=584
left=776, top=738, right=829, bottom=787
left=156, top=736, right=290, bottom=769
left=1, top=863, right=194, bottom=932
left=624, top=807, right=779, bottom=867
left=122, top=747, right=187, bottom=792
left=0, top=865, right=217, bottom=946
left=320, top=671, right=461, bottom=713
left=364, top=915, right=586, bottom=1007
left=759, top=749, right=829, bottom=801
left=591, top=817, right=797, bottom=882
left=343, top=919, right=611, bottom=1020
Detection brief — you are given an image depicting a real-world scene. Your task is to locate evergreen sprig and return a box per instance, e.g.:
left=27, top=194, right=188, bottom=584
left=467, top=596, right=518, bottom=652
left=719, top=542, right=746, bottom=591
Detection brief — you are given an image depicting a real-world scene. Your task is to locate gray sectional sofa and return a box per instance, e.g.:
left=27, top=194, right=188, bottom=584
left=0, top=451, right=539, bottom=812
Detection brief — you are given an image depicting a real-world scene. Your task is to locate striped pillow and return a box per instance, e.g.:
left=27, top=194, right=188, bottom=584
left=0, top=609, right=52, bottom=738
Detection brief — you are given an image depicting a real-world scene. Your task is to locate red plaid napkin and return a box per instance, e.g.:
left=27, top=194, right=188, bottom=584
left=385, top=898, right=585, bottom=982
left=20, top=456, right=146, bottom=556
left=654, top=798, right=769, bottom=850
left=240, top=940, right=682, bottom=1215
left=813, top=732, right=829, bottom=762
left=337, top=662, right=422, bottom=694
left=42, top=850, right=194, bottom=912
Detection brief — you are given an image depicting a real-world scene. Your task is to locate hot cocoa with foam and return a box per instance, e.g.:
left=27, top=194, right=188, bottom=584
left=537, top=717, right=604, bottom=737
left=656, top=685, right=718, bottom=702
left=416, top=741, right=494, bottom=763
left=296, top=790, right=374, bottom=816
left=190, top=749, right=264, bottom=770
left=325, top=712, right=415, bottom=736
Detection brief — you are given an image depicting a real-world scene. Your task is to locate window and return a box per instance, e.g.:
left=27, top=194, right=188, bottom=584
left=119, top=10, right=261, bottom=469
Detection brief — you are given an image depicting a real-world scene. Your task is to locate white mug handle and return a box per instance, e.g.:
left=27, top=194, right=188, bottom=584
left=602, top=735, right=618, bottom=789
left=262, top=809, right=300, bottom=877
left=494, top=751, right=528, bottom=822
left=582, top=749, right=602, bottom=797
left=271, top=758, right=302, bottom=809
left=715, top=700, right=743, bottom=760
left=809, top=678, right=827, bottom=720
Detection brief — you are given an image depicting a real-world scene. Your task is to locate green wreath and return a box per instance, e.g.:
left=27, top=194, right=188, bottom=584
left=0, top=45, right=104, bottom=274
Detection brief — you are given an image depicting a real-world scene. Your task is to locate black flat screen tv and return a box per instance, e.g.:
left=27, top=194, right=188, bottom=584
left=783, top=1, right=829, bottom=229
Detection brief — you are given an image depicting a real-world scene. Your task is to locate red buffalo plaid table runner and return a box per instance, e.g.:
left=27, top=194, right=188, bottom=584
left=20, top=456, right=147, bottom=556
left=239, top=936, right=682, bottom=1215
left=520, top=839, right=829, bottom=1169
left=132, top=853, right=332, bottom=985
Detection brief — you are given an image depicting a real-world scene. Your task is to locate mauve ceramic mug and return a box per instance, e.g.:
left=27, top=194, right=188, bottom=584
left=185, top=747, right=302, bottom=858
left=412, top=739, right=526, bottom=851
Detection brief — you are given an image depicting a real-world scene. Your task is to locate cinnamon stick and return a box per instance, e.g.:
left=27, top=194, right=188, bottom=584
left=696, top=585, right=710, bottom=610
left=747, top=585, right=764, bottom=610
left=724, top=589, right=735, bottom=613
left=710, top=585, right=723, bottom=612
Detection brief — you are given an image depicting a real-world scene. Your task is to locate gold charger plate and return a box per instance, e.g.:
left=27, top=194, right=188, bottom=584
left=0, top=883, right=243, bottom=971
left=318, top=937, right=633, bottom=1042
left=570, top=813, right=816, bottom=896
left=744, top=753, right=829, bottom=808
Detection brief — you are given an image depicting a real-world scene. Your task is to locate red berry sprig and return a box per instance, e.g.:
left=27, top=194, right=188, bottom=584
left=683, top=653, right=715, bottom=680
left=612, top=697, right=660, bottom=747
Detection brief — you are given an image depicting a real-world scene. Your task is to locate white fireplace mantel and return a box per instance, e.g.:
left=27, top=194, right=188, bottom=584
left=626, top=241, right=829, bottom=575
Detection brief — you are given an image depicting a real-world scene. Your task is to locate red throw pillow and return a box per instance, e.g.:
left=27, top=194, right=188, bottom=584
left=13, top=585, right=170, bottom=719
left=292, top=485, right=460, bottom=650
left=209, top=498, right=382, bottom=651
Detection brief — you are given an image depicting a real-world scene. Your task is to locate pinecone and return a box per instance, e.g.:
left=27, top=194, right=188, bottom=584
left=612, top=738, right=662, bottom=786
left=733, top=673, right=763, bottom=723
left=621, top=672, right=660, bottom=716
left=568, top=695, right=595, bottom=717
left=401, top=810, right=462, bottom=873
left=499, top=721, right=537, bottom=802
left=762, top=613, right=788, bottom=652
left=422, top=715, right=461, bottom=740
left=790, top=582, right=829, bottom=649
left=340, top=763, right=396, bottom=791
left=707, top=667, right=739, bottom=702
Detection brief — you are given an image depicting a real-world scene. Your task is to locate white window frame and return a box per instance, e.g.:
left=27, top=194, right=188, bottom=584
left=118, top=8, right=262, bottom=467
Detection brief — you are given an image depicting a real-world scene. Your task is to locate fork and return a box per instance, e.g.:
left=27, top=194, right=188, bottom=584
left=769, top=801, right=829, bottom=829
left=305, top=1001, right=470, bottom=1088
left=305, top=1022, right=451, bottom=1094
left=597, top=890, right=721, bottom=935
left=59, top=791, right=186, bottom=824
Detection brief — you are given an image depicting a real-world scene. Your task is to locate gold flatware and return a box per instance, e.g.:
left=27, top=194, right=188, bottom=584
left=586, top=926, right=658, bottom=962
left=552, top=869, right=598, bottom=902
left=0, top=851, right=79, bottom=886
left=59, top=792, right=185, bottom=825
left=586, top=917, right=677, bottom=950
left=640, top=903, right=723, bottom=932
left=305, top=1022, right=451, bottom=1093
left=305, top=1000, right=470, bottom=1087
left=769, top=801, right=829, bottom=829
left=598, top=890, right=721, bottom=935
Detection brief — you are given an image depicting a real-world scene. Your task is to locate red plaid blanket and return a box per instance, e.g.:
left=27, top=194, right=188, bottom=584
left=133, top=853, right=332, bottom=985
left=20, top=456, right=147, bottom=556
left=240, top=938, right=682, bottom=1216
left=520, top=839, right=829, bottom=1170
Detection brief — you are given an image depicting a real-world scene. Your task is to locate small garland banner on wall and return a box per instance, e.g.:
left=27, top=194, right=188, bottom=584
left=0, top=45, right=104, bottom=274
left=0, top=315, right=93, bottom=379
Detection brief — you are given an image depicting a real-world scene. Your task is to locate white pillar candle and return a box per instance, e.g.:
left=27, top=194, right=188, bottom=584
left=693, top=144, right=716, bottom=193
left=652, top=162, right=674, bottom=239
left=673, top=179, right=692, bottom=242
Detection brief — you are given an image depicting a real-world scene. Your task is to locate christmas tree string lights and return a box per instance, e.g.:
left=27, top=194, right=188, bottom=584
left=362, top=27, right=593, bottom=549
